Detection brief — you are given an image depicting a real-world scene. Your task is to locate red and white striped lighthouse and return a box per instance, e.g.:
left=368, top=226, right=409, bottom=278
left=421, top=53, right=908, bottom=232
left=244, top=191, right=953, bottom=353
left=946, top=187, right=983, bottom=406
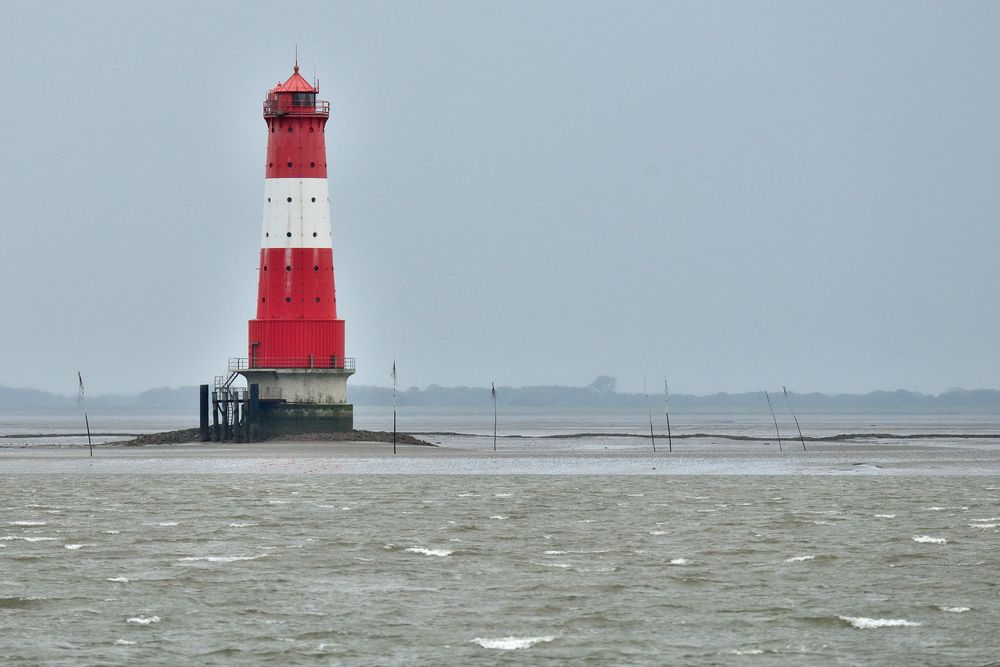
left=237, top=62, right=354, bottom=431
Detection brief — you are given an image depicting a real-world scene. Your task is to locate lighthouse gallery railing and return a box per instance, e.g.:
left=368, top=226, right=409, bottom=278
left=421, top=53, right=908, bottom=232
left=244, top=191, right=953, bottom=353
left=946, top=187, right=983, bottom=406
left=263, top=99, right=330, bottom=116
left=229, top=356, right=355, bottom=371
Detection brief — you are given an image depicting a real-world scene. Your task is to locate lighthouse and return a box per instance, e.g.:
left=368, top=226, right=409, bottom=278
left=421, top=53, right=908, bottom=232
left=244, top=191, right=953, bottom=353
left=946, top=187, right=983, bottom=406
left=233, top=62, right=354, bottom=434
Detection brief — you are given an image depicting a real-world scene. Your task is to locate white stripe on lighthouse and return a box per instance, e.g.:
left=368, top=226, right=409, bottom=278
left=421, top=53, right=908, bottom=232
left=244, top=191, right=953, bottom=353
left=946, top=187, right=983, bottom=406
left=261, top=178, right=332, bottom=249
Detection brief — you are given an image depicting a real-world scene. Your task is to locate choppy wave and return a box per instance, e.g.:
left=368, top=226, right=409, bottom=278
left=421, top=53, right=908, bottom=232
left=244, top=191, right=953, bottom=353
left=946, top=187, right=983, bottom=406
left=939, top=606, right=970, bottom=613
left=405, top=547, right=453, bottom=557
left=113, top=639, right=136, bottom=646
left=839, top=615, right=920, bottom=629
left=669, top=558, right=689, bottom=565
left=9, top=521, right=47, bottom=526
left=0, top=535, right=57, bottom=542
left=784, top=555, right=815, bottom=563
left=126, top=615, right=160, bottom=625
left=913, top=535, right=947, bottom=544
left=874, top=514, right=896, bottom=518
left=107, top=577, right=130, bottom=583
left=64, top=544, right=92, bottom=550
left=177, top=555, right=266, bottom=563
left=471, top=635, right=555, bottom=650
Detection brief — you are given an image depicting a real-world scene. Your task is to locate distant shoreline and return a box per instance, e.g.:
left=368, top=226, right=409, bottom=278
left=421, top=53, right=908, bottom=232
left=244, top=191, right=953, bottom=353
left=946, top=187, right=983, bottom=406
left=3, top=383, right=1000, bottom=414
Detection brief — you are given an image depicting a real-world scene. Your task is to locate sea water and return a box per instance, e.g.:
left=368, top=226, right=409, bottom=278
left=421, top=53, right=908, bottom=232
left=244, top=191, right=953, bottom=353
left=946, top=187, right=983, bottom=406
left=1, top=473, right=998, bottom=664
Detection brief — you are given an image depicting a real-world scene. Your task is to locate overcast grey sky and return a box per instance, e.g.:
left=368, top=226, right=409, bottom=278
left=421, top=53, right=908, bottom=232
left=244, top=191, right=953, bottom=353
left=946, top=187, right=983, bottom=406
left=1, top=1, right=998, bottom=396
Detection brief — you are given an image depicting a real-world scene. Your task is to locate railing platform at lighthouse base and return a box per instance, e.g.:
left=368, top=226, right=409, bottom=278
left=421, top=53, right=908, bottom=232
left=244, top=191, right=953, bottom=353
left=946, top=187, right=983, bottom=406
left=230, top=357, right=356, bottom=436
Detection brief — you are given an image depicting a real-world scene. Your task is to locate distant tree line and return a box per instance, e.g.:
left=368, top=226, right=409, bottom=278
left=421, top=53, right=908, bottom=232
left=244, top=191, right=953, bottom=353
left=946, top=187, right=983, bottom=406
left=3, top=378, right=997, bottom=414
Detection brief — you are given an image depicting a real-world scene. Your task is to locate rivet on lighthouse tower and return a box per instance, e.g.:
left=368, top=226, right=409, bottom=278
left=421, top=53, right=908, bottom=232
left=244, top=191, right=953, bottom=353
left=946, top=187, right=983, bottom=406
left=236, top=61, right=355, bottom=433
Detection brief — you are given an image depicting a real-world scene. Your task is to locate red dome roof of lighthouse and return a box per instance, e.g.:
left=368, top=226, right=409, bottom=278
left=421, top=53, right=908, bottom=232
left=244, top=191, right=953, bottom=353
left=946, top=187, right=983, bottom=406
left=274, top=64, right=317, bottom=93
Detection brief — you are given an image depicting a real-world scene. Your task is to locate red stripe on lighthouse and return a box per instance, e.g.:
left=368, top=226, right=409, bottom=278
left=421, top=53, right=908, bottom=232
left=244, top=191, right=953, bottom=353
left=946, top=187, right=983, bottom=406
left=256, top=247, right=337, bottom=320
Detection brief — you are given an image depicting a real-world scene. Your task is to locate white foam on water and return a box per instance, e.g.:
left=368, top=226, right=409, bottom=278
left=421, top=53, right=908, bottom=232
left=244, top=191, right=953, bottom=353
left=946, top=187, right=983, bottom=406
left=267, top=500, right=288, bottom=504
left=114, top=639, right=136, bottom=646
left=976, top=516, right=1000, bottom=521
left=227, top=523, right=254, bottom=528
left=926, top=506, right=968, bottom=511
left=471, top=636, right=555, bottom=650
left=64, top=544, right=92, bottom=550
left=730, top=648, right=764, bottom=655
left=939, top=606, right=970, bottom=613
left=784, top=555, right=815, bottom=563
left=405, top=547, right=453, bottom=557
left=9, top=521, right=47, bottom=526
left=489, top=515, right=509, bottom=520
left=913, top=535, right=947, bottom=544
left=649, top=530, right=668, bottom=535
left=341, top=507, right=351, bottom=511
left=494, top=493, right=512, bottom=498
left=107, top=577, right=130, bottom=583
left=669, top=558, right=689, bottom=565
left=544, top=550, right=567, bottom=555
left=812, top=520, right=833, bottom=525
left=874, top=514, right=896, bottom=518
left=578, top=519, right=597, bottom=523
left=839, top=615, right=920, bottom=629
left=535, top=562, right=571, bottom=568
left=103, top=530, right=120, bottom=534
left=969, top=523, right=998, bottom=529
left=126, top=615, right=160, bottom=625
left=456, top=493, right=479, bottom=497
left=157, top=522, right=178, bottom=527
left=0, top=536, right=57, bottom=542
left=177, top=555, right=266, bottom=563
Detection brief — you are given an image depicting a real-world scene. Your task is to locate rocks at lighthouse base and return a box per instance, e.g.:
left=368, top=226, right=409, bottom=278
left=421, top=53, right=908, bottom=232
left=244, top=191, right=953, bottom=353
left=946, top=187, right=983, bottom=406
left=114, top=428, right=433, bottom=447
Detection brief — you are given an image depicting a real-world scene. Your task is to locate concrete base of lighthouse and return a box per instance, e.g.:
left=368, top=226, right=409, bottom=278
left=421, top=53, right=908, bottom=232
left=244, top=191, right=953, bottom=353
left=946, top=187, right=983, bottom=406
left=238, top=367, right=355, bottom=435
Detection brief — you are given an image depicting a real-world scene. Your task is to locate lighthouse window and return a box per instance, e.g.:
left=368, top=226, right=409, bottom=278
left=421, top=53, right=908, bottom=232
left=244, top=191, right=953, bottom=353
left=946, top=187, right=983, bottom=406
left=312, top=232, right=317, bottom=237
left=293, top=92, right=315, bottom=107
left=285, top=265, right=291, bottom=271
left=286, top=232, right=292, bottom=237
left=310, top=162, right=315, bottom=168
left=287, top=162, right=292, bottom=168
left=285, top=297, right=292, bottom=303
left=315, top=297, right=321, bottom=303
left=261, top=298, right=266, bottom=303
left=286, top=197, right=292, bottom=203
left=313, top=265, right=319, bottom=271
left=310, top=197, right=316, bottom=202
left=268, top=162, right=273, bottom=167
left=287, top=126, right=293, bottom=133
